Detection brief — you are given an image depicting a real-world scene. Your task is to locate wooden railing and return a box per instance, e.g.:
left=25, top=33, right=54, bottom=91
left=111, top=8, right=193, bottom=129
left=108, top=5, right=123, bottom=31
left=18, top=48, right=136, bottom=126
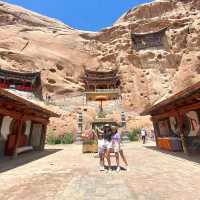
left=85, top=89, right=120, bottom=93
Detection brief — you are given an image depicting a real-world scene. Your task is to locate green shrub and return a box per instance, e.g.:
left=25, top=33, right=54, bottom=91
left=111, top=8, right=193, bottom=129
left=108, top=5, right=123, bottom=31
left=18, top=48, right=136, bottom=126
left=47, top=134, right=60, bottom=145
left=61, top=132, right=74, bottom=144
left=47, top=132, right=74, bottom=145
left=128, top=128, right=141, bottom=141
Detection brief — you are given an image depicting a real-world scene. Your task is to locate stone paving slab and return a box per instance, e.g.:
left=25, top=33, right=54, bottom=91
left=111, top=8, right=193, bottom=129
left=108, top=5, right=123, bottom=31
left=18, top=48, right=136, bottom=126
left=0, top=142, right=200, bottom=200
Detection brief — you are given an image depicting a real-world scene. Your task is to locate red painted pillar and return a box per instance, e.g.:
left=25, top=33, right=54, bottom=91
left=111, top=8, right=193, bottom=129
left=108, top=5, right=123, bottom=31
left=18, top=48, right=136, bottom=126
left=177, top=112, right=188, bottom=155
left=13, top=119, right=23, bottom=157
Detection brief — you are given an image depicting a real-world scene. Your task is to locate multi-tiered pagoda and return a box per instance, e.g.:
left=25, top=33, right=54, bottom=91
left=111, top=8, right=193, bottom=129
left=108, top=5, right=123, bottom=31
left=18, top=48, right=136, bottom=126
left=82, top=69, right=121, bottom=102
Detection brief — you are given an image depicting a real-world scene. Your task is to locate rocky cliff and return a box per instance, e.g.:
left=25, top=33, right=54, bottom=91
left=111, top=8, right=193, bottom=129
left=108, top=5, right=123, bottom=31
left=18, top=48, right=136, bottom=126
left=0, top=0, right=199, bottom=133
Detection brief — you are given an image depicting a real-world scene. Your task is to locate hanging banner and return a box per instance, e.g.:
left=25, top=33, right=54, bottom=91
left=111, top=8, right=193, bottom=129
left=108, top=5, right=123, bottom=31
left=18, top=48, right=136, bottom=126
left=169, top=116, right=179, bottom=135
left=186, top=111, right=200, bottom=136
left=158, top=119, right=171, bottom=137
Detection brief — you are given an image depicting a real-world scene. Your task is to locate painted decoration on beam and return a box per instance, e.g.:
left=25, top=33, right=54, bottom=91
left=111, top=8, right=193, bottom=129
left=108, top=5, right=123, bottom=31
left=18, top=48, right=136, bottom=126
left=25, top=120, right=31, bottom=137
left=169, top=116, right=179, bottom=136
left=185, top=111, right=200, bottom=136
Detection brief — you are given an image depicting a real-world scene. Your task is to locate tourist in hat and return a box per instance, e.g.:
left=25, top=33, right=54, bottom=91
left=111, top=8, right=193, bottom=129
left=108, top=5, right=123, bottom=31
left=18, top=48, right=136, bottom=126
left=111, top=125, right=129, bottom=171
left=103, top=124, right=113, bottom=172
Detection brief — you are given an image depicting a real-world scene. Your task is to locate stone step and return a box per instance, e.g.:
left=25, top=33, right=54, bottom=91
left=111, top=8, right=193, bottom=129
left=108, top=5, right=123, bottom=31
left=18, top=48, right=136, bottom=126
left=75, top=135, right=83, bottom=143
left=75, top=140, right=83, bottom=145
left=121, top=131, right=130, bottom=143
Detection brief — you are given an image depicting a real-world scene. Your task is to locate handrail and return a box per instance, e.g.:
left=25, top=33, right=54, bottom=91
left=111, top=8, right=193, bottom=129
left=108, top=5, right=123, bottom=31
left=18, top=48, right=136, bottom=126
left=85, top=89, right=120, bottom=93
left=96, top=89, right=120, bottom=92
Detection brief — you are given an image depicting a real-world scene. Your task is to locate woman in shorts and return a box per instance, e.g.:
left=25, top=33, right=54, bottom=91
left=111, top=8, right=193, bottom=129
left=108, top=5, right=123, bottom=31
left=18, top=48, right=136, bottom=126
left=111, top=126, right=129, bottom=172
left=96, top=129, right=105, bottom=171
left=103, top=124, right=113, bottom=172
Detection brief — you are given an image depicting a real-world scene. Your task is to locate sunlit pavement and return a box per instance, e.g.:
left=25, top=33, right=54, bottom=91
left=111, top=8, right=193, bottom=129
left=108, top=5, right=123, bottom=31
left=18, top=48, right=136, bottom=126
left=0, top=142, right=200, bottom=200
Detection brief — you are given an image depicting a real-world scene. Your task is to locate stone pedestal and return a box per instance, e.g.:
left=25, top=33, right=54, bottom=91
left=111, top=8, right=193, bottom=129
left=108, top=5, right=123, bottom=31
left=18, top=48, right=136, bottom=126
left=121, top=130, right=130, bottom=143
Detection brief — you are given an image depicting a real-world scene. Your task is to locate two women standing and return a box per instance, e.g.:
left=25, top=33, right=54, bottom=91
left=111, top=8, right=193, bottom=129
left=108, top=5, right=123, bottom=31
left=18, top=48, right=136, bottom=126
left=97, top=124, right=128, bottom=172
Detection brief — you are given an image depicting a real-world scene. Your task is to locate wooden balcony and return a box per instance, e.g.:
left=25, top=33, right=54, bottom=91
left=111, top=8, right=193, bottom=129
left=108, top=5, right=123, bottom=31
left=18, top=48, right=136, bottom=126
left=84, top=89, right=121, bottom=101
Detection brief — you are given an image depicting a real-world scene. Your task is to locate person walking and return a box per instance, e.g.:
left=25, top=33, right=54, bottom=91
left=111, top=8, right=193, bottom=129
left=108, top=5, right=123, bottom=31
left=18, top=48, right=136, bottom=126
left=141, top=128, right=147, bottom=144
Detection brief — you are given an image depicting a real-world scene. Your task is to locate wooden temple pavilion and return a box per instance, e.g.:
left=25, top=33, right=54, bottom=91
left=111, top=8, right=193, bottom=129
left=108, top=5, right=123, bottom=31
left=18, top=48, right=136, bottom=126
left=0, top=88, right=59, bottom=157
left=82, top=69, right=120, bottom=91
left=0, top=68, right=42, bottom=99
left=82, top=69, right=121, bottom=102
left=141, top=81, right=200, bottom=154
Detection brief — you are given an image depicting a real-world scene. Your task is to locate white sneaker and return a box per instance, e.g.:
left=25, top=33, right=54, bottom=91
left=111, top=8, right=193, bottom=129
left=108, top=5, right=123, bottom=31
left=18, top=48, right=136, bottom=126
left=108, top=168, right=112, bottom=173
left=125, top=166, right=129, bottom=172
left=99, top=166, right=105, bottom=171
left=116, top=166, right=120, bottom=172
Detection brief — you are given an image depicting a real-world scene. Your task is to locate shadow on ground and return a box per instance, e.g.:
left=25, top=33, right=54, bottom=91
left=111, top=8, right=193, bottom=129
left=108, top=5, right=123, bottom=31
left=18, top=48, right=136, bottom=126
left=145, top=146, right=200, bottom=165
left=104, top=165, right=126, bottom=171
left=0, top=149, right=62, bottom=173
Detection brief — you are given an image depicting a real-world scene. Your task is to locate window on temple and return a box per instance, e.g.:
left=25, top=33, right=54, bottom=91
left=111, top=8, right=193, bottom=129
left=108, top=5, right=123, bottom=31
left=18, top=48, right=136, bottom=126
left=131, top=27, right=167, bottom=50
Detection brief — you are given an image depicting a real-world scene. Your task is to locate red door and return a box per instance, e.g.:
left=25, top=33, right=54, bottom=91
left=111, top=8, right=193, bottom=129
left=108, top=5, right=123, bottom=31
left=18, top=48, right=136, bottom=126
left=5, top=120, right=18, bottom=156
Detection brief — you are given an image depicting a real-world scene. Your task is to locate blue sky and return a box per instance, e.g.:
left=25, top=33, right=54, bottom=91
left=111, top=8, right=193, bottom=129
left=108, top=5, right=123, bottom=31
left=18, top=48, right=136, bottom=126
left=5, top=0, right=151, bottom=31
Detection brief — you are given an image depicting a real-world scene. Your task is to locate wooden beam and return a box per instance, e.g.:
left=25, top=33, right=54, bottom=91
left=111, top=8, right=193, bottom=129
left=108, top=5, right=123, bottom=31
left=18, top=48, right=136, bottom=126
left=40, top=125, right=47, bottom=151
left=24, top=109, right=49, bottom=119
left=22, top=115, right=49, bottom=125
left=14, top=119, right=23, bottom=157
left=152, top=101, right=200, bottom=120
left=152, top=110, right=177, bottom=121
left=177, top=112, right=189, bottom=155
left=152, top=121, right=159, bottom=147
left=179, top=102, right=200, bottom=113
left=0, top=107, right=21, bottom=119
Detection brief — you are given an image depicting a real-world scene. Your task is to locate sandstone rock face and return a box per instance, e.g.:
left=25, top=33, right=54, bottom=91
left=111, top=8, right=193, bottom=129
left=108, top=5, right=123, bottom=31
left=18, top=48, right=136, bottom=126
left=85, top=0, right=200, bottom=111
left=0, top=0, right=199, bottom=134
left=0, top=1, right=99, bottom=98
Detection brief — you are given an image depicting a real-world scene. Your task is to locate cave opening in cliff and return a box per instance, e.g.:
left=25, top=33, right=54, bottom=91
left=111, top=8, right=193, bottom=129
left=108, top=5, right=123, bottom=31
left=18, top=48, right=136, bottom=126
left=131, top=27, right=167, bottom=50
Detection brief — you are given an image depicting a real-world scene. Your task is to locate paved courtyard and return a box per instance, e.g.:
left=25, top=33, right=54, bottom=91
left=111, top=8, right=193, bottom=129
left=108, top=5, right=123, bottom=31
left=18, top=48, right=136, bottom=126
left=0, top=142, right=200, bottom=200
